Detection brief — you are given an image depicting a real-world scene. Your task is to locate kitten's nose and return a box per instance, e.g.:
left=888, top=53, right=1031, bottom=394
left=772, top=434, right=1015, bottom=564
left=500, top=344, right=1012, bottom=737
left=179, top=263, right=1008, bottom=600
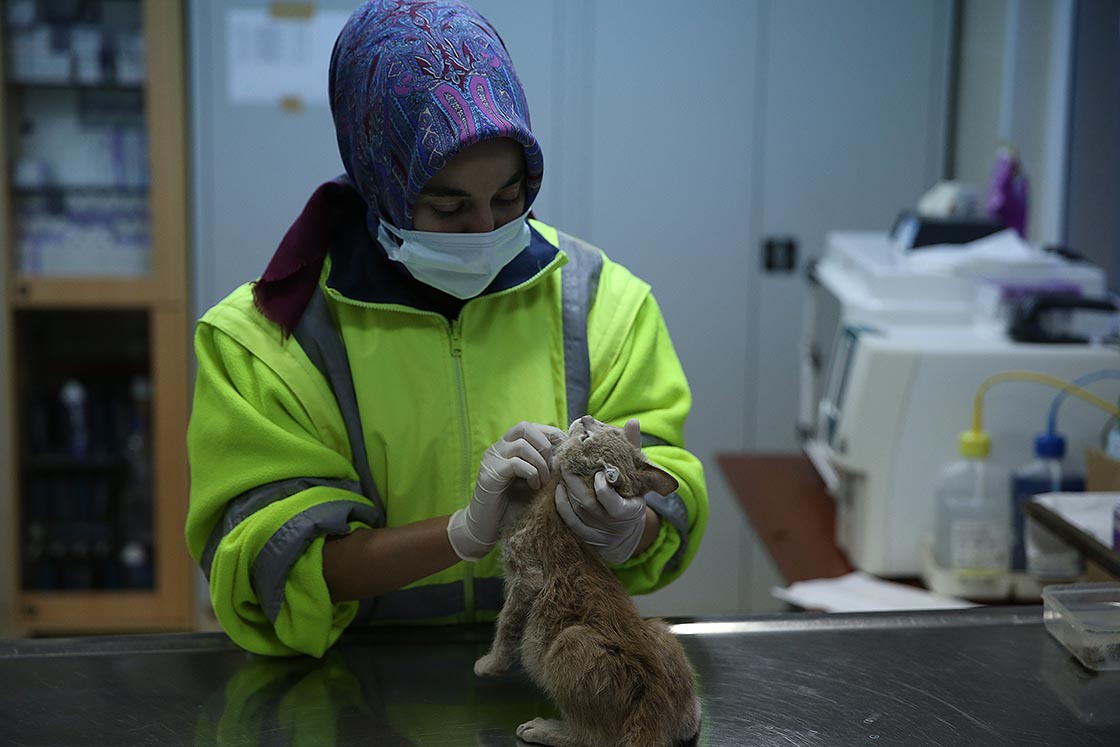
left=568, top=415, right=593, bottom=436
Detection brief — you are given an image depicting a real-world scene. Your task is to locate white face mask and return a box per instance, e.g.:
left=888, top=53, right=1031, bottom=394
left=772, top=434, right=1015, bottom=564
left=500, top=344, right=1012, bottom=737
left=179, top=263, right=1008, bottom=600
left=376, top=211, right=532, bottom=299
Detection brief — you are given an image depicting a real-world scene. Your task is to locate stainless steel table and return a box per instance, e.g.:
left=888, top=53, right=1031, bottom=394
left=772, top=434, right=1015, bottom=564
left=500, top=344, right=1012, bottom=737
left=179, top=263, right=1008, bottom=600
left=1, top=606, right=1117, bottom=745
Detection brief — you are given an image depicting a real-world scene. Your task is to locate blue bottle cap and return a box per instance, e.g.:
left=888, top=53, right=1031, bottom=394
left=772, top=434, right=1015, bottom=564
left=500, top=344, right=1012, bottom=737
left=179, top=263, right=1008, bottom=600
left=1035, top=432, right=1066, bottom=459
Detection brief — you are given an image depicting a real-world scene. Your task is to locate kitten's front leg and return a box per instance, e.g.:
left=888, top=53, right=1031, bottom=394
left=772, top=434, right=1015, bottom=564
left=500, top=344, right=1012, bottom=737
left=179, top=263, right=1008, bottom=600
left=474, top=580, right=530, bottom=677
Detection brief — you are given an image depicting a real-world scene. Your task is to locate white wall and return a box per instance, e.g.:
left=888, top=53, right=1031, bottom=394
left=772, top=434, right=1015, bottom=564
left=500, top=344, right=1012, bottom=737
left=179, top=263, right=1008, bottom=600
left=952, top=0, right=1075, bottom=247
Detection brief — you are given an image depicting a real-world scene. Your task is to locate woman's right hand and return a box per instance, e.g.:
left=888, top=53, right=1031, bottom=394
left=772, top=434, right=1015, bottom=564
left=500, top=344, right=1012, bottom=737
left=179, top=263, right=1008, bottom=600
left=447, top=421, right=566, bottom=561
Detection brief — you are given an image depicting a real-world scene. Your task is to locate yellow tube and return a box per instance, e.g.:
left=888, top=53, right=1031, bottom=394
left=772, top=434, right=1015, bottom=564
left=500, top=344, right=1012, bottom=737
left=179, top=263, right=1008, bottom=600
left=970, top=370, right=1120, bottom=434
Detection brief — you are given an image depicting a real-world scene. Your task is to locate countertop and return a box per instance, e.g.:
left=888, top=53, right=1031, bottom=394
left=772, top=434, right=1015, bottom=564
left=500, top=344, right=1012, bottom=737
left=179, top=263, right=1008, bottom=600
left=2, top=606, right=1118, bottom=745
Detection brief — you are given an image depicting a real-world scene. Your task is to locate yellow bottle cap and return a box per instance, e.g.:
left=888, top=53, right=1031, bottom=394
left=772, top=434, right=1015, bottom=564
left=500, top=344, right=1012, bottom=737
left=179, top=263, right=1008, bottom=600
left=959, top=430, right=991, bottom=458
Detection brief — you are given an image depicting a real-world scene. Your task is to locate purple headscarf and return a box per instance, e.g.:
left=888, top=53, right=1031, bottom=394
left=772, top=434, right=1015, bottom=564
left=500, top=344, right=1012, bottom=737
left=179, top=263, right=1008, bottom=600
left=254, top=0, right=544, bottom=333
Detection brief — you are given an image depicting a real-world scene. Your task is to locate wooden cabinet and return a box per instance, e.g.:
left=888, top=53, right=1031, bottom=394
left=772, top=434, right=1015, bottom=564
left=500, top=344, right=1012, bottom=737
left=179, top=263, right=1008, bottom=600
left=0, top=0, right=191, bottom=633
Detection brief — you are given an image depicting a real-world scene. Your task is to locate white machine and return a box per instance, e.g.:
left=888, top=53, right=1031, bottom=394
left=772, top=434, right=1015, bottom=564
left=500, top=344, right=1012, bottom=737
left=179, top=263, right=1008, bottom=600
left=800, top=231, right=1119, bottom=577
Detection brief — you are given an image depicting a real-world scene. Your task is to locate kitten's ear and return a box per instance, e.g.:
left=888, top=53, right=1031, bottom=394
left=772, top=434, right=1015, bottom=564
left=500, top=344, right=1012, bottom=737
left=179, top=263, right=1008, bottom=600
left=640, top=461, right=678, bottom=496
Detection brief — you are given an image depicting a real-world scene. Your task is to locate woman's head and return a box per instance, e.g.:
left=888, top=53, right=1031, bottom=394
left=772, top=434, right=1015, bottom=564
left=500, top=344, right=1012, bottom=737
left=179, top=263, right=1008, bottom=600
left=330, top=0, right=543, bottom=232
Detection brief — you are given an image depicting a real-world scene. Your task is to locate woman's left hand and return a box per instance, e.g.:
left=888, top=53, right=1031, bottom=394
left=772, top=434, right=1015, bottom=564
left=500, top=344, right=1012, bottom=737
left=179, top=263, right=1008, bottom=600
left=555, top=471, right=648, bottom=564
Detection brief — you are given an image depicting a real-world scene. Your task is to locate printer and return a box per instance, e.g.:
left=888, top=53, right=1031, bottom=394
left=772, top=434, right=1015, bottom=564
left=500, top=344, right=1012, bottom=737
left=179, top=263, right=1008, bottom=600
left=800, top=231, right=1118, bottom=577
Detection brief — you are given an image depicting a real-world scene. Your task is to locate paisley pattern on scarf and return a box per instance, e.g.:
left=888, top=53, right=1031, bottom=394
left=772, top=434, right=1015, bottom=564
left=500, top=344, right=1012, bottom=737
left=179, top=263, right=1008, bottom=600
left=330, top=0, right=544, bottom=231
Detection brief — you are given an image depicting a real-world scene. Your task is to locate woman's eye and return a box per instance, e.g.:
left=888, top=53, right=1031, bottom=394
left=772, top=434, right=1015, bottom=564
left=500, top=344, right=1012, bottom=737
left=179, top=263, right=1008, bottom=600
left=494, top=186, right=523, bottom=204
left=430, top=202, right=464, bottom=215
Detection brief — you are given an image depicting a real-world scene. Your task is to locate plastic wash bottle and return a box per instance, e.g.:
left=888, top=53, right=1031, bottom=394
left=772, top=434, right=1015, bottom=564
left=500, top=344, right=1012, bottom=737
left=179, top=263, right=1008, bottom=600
left=1010, top=433, right=1084, bottom=578
left=934, top=431, right=1011, bottom=575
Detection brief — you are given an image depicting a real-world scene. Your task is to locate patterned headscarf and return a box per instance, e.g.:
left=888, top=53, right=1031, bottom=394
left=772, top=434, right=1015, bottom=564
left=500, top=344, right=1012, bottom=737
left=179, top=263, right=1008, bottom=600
left=254, top=0, right=544, bottom=333
left=330, top=0, right=544, bottom=230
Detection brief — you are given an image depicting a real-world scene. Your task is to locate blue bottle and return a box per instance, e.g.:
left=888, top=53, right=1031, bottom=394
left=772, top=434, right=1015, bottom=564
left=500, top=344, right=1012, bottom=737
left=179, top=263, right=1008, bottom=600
left=1010, top=433, right=1084, bottom=575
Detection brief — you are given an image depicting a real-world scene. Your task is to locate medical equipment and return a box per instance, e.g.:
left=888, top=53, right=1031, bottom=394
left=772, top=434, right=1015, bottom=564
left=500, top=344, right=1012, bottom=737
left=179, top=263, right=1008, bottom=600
left=800, top=231, right=1118, bottom=577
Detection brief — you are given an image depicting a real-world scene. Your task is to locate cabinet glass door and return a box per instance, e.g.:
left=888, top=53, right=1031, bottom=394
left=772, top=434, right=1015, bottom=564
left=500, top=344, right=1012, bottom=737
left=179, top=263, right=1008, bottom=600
left=17, top=310, right=154, bottom=592
left=4, top=0, right=149, bottom=277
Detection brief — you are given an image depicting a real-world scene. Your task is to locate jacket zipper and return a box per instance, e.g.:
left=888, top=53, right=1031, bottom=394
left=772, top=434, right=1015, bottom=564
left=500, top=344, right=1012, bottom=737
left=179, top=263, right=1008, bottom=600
left=448, top=317, right=475, bottom=622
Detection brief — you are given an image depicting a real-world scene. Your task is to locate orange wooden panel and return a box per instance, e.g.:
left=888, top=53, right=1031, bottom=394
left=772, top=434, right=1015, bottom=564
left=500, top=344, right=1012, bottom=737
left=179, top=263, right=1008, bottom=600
left=716, top=452, right=854, bottom=583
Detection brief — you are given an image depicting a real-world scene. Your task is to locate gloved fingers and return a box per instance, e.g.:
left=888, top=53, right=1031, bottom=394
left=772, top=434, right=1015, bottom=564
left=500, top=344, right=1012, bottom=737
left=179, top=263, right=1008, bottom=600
left=506, top=455, right=543, bottom=490
left=592, top=471, right=646, bottom=519
left=554, top=484, right=609, bottom=545
left=487, top=436, right=551, bottom=481
left=560, top=470, right=608, bottom=519
left=499, top=438, right=552, bottom=488
left=503, top=421, right=567, bottom=453
left=623, top=418, right=641, bottom=448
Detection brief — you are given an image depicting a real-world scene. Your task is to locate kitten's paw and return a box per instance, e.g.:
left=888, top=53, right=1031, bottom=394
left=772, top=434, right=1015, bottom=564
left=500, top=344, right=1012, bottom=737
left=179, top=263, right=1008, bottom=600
left=515, top=718, right=567, bottom=746
left=473, top=652, right=509, bottom=677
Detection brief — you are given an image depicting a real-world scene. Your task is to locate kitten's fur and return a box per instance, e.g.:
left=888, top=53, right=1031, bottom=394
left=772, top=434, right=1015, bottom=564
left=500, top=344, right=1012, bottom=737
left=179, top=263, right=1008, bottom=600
left=475, top=416, right=702, bottom=747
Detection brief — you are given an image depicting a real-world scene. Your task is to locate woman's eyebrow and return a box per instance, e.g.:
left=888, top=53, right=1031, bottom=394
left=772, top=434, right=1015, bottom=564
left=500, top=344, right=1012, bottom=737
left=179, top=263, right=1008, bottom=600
left=420, top=169, right=525, bottom=198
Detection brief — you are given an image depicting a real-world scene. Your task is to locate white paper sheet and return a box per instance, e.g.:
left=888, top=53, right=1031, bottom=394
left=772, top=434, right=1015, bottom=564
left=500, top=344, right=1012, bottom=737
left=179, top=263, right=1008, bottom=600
left=903, top=229, right=1060, bottom=273
left=772, top=571, right=977, bottom=612
left=226, top=8, right=350, bottom=105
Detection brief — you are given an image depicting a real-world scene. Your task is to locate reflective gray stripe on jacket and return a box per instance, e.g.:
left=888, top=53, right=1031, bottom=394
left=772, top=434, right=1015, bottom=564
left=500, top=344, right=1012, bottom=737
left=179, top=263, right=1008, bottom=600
left=200, top=285, right=388, bottom=623
left=560, top=235, right=690, bottom=571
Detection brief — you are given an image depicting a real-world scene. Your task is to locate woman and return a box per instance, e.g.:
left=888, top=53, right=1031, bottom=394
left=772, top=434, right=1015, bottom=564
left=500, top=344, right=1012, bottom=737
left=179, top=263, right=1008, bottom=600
left=186, top=0, right=707, bottom=657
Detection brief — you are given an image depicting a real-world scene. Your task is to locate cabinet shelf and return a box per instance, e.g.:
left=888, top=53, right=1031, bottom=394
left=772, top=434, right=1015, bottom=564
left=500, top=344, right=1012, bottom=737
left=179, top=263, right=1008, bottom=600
left=7, top=78, right=144, bottom=91
left=22, top=454, right=128, bottom=472
left=11, top=184, right=149, bottom=195
left=9, top=276, right=181, bottom=308
left=21, top=590, right=188, bottom=634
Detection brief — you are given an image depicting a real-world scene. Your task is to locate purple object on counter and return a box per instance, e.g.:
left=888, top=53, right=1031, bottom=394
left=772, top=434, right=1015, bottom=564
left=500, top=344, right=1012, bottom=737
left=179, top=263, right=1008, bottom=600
left=990, top=147, right=1030, bottom=238
left=986, top=147, right=1029, bottom=238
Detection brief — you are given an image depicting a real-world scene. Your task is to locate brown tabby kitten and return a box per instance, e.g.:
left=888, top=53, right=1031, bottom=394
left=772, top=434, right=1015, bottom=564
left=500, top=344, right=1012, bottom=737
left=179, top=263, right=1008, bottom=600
left=474, top=416, right=702, bottom=747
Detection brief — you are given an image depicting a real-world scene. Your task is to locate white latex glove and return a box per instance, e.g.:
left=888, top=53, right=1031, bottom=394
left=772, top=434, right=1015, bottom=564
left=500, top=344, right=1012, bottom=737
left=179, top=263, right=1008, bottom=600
left=554, top=418, right=648, bottom=564
left=448, top=421, right=566, bottom=561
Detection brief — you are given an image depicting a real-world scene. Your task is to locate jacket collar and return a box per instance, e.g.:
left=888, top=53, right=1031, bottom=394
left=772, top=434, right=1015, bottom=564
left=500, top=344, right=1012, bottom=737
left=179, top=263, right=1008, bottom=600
left=326, top=212, right=559, bottom=316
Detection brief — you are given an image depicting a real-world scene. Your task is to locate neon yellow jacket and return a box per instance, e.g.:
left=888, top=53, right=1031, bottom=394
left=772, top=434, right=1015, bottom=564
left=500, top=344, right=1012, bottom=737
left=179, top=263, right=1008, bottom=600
left=186, top=220, right=707, bottom=657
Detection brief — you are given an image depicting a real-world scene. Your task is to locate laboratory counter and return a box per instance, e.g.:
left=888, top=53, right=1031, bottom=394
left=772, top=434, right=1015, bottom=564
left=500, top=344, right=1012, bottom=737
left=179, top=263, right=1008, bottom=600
left=2, top=606, right=1118, bottom=745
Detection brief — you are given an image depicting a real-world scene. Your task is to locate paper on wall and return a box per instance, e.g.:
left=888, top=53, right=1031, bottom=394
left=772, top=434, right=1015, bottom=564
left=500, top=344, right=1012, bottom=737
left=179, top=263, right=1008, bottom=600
left=226, top=8, right=350, bottom=106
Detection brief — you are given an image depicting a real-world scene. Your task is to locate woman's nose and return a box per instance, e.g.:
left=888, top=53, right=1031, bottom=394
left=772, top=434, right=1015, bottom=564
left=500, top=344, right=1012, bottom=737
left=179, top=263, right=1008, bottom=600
left=461, top=208, right=496, bottom=233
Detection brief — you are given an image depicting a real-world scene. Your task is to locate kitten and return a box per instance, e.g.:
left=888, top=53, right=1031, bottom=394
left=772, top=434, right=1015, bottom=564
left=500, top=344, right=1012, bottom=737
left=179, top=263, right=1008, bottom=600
left=474, top=416, right=702, bottom=747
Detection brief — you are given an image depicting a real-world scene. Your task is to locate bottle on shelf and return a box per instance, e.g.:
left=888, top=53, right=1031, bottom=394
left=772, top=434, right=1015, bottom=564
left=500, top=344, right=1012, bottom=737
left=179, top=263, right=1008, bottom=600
left=1011, top=433, right=1085, bottom=580
left=59, top=378, right=89, bottom=458
left=933, top=431, right=1011, bottom=579
left=118, top=375, right=153, bottom=589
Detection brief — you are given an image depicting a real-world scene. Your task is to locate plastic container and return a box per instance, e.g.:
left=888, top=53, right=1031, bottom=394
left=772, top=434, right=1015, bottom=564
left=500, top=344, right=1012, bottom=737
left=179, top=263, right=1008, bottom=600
left=1042, top=583, right=1120, bottom=671
left=1010, top=433, right=1084, bottom=575
left=933, top=431, right=1011, bottom=576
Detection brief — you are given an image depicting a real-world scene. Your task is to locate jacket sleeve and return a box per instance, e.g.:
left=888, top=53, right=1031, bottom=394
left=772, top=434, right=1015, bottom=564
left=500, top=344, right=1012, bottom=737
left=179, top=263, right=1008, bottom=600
left=186, top=306, right=378, bottom=657
left=587, top=288, right=709, bottom=594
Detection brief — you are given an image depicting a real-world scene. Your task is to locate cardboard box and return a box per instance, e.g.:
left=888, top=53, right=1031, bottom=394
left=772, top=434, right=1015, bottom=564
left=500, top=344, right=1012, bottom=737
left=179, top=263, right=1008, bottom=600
left=1087, top=448, right=1120, bottom=492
